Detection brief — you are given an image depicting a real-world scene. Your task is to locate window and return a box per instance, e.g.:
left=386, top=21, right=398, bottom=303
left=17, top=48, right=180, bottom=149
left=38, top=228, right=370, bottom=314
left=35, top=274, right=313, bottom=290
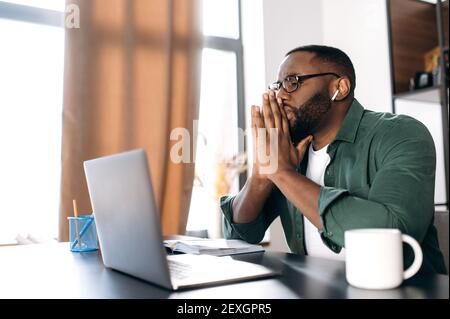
left=0, top=1, right=65, bottom=244
left=202, top=0, right=240, bottom=39
left=186, top=0, right=246, bottom=238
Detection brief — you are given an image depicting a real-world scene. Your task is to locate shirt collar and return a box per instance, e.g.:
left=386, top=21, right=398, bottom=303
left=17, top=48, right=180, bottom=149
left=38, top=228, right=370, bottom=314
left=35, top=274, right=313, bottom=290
left=333, top=98, right=365, bottom=144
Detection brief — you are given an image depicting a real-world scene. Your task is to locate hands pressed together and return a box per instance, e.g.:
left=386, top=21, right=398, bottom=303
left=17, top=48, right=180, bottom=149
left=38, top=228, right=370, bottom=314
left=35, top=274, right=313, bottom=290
left=251, top=90, right=312, bottom=183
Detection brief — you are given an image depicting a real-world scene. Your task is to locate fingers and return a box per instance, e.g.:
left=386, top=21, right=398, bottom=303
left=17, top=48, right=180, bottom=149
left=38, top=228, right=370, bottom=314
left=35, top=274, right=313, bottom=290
left=252, top=105, right=267, bottom=169
left=251, top=105, right=264, bottom=131
left=262, top=93, right=274, bottom=130
left=268, top=91, right=283, bottom=132
left=296, top=135, right=313, bottom=154
left=251, top=105, right=256, bottom=132
left=277, top=97, right=290, bottom=137
left=251, top=106, right=258, bottom=157
left=251, top=105, right=264, bottom=151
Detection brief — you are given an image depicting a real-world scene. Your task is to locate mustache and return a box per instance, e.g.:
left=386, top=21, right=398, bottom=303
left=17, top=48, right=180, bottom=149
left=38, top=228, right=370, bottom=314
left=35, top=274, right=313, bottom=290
left=282, top=104, right=297, bottom=116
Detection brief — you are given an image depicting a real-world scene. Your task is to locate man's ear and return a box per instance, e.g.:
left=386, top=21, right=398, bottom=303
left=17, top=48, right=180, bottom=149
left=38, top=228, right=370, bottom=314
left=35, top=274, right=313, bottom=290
left=331, top=77, right=351, bottom=101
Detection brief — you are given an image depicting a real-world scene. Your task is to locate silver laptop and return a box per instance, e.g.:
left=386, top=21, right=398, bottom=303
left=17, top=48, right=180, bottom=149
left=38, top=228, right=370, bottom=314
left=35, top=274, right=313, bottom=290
left=84, top=149, right=276, bottom=290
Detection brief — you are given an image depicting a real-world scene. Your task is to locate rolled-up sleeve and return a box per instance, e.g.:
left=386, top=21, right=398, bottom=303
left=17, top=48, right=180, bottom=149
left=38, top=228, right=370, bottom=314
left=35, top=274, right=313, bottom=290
left=220, top=188, right=281, bottom=244
left=318, top=120, right=436, bottom=253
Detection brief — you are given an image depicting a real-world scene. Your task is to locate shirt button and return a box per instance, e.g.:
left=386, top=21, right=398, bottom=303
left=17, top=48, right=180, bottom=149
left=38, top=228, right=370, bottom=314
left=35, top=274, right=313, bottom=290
left=326, top=171, right=330, bottom=175
left=328, top=232, right=333, bottom=237
left=296, top=234, right=301, bottom=239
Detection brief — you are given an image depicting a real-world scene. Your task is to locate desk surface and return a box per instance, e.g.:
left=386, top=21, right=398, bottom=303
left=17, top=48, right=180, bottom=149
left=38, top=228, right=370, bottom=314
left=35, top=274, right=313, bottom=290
left=0, top=243, right=447, bottom=299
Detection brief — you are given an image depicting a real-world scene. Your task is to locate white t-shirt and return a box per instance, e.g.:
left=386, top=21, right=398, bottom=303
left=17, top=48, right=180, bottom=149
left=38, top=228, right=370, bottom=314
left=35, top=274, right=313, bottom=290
left=304, top=143, right=345, bottom=261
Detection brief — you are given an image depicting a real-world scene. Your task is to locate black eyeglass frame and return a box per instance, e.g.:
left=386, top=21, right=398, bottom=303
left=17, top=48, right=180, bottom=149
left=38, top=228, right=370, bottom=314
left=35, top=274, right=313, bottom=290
left=268, top=72, right=341, bottom=93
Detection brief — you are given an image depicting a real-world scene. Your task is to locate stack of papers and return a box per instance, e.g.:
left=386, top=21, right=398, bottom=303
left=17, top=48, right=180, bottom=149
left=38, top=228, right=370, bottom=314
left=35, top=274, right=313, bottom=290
left=163, top=239, right=264, bottom=256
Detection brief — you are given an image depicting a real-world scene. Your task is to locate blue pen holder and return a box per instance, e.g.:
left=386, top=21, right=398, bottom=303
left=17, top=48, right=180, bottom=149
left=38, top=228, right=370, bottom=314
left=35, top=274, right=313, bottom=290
left=68, top=215, right=98, bottom=252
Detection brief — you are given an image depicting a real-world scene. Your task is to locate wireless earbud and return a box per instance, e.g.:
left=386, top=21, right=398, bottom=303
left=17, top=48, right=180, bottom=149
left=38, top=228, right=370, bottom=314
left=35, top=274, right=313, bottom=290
left=331, top=89, right=339, bottom=101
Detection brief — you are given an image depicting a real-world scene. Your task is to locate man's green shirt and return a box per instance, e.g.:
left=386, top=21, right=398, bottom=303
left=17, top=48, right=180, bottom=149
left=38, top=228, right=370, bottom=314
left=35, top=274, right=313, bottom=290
left=221, top=98, right=447, bottom=274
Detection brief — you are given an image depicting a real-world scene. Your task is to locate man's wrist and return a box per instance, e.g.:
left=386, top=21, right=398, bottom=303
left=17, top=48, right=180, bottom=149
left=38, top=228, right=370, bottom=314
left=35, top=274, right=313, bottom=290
left=268, top=167, right=298, bottom=185
left=250, top=174, right=273, bottom=190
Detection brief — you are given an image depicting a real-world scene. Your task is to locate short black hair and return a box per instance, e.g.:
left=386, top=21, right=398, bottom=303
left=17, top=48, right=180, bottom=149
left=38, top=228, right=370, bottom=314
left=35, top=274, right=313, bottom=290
left=286, top=45, right=356, bottom=95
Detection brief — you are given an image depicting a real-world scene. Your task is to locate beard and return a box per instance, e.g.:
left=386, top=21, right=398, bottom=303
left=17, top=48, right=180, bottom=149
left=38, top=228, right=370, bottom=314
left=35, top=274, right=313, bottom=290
left=288, top=92, right=332, bottom=146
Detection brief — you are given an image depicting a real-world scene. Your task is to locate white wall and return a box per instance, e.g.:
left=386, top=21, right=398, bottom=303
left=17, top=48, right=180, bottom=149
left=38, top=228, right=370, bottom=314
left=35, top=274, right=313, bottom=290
left=322, top=0, right=393, bottom=113
left=241, top=0, right=395, bottom=252
left=262, top=0, right=324, bottom=85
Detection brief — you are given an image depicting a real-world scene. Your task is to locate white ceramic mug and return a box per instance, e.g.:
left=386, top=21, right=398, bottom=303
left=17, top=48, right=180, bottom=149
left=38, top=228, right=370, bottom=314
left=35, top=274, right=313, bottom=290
left=345, top=228, right=423, bottom=290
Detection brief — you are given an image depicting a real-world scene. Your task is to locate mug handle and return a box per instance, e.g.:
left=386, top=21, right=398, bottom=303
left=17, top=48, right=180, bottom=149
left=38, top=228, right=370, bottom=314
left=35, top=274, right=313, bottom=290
left=402, top=234, right=423, bottom=280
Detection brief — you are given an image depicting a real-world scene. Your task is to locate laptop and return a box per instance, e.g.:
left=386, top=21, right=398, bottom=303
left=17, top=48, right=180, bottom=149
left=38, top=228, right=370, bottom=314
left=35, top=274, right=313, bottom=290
left=83, top=149, right=276, bottom=290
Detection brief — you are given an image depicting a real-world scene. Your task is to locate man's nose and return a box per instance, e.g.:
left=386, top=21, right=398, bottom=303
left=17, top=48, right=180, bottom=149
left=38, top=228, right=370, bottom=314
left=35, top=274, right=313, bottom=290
left=276, top=87, right=289, bottom=102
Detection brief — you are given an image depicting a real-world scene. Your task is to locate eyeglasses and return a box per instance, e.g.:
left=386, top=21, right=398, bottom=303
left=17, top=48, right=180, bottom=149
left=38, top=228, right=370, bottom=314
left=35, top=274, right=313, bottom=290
left=268, top=72, right=340, bottom=93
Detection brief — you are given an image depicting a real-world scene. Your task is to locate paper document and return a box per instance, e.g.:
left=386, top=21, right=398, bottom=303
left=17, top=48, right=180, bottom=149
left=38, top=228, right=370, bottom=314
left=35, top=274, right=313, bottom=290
left=163, top=239, right=264, bottom=256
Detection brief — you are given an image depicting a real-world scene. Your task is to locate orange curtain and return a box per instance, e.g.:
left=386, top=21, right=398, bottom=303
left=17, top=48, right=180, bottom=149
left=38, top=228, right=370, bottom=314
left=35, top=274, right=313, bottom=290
left=59, top=0, right=202, bottom=241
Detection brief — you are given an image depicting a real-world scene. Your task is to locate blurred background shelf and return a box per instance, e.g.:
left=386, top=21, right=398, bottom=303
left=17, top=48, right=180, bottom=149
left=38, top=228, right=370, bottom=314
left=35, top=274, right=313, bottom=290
left=394, top=86, right=441, bottom=103
left=388, top=0, right=449, bottom=209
